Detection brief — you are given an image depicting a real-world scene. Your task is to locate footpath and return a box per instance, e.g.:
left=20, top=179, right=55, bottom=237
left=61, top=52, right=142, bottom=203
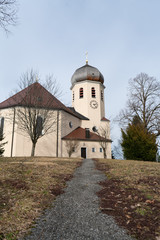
left=22, top=159, right=134, bottom=240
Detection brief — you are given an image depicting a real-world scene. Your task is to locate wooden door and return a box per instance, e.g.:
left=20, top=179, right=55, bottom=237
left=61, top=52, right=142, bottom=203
left=81, top=148, right=86, bottom=158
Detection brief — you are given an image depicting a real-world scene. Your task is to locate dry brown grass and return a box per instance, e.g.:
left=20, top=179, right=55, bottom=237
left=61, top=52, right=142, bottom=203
left=0, top=157, right=81, bottom=240
left=96, top=158, right=160, bottom=201
left=95, top=158, right=160, bottom=240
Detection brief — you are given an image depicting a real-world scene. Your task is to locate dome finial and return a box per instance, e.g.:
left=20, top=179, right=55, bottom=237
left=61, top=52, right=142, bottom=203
left=35, top=75, right=39, bottom=82
left=85, top=51, right=88, bottom=65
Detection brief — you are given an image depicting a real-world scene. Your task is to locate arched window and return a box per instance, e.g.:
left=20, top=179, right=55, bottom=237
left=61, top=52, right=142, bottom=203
left=79, top=88, right=83, bottom=98
left=101, top=90, right=103, bottom=101
left=91, top=87, right=96, bottom=98
left=0, top=117, right=4, bottom=138
left=36, top=116, right=43, bottom=136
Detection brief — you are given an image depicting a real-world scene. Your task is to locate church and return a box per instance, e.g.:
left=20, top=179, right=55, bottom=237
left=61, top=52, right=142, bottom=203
left=0, top=61, right=112, bottom=158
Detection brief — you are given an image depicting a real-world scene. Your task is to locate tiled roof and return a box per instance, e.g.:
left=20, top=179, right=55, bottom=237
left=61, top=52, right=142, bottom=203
left=101, top=117, right=110, bottom=122
left=68, top=107, right=89, bottom=120
left=0, top=82, right=80, bottom=118
left=62, top=127, right=112, bottom=142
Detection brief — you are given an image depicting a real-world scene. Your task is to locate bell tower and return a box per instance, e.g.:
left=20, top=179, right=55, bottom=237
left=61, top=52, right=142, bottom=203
left=71, top=61, right=105, bottom=125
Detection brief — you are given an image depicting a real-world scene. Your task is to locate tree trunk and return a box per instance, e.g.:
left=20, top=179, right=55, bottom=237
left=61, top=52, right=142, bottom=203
left=31, top=142, right=36, bottom=156
left=103, top=149, right=106, bottom=159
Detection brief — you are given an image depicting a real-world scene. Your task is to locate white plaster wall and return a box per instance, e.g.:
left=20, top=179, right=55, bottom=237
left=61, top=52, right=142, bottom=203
left=72, top=80, right=105, bottom=123
left=0, top=108, right=15, bottom=157
left=60, top=111, right=81, bottom=138
left=12, top=109, right=81, bottom=157
left=0, top=107, right=111, bottom=158
left=81, top=119, right=109, bottom=132
left=62, top=140, right=112, bottom=159
left=14, top=132, right=32, bottom=156
left=1, top=107, right=60, bottom=157
left=60, top=111, right=81, bottom=157
left=15, top=109, right=58, bottom=157
left=35, top=132, right=57, bottom=156
left=70, top=79, right=111, bottom=159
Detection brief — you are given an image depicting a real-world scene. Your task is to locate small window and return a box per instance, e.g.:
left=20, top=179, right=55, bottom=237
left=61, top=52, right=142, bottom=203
left=101, top=90, right=103, bottom=101
left=69, top=121, right=73, bottom=128
left=100, top=148, right=103, bottom=153
left=37, top=96, right=42, bottom=102
left=0, top=117, right=4, bottom=138
left=91, top=87, right=96, bottom=98
left=92, top=126, right=98, bottom=132
left=92, top=147, right=95, bottom=153
left=72, top=147, right=75, bottom=152
left=79, top=88, right=83, bottom=98
left=73, top=92, right=74, bottom=101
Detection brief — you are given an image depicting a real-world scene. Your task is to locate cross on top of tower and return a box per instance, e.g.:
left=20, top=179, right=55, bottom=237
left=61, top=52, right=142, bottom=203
left=85, top=52, right=88, bottom=65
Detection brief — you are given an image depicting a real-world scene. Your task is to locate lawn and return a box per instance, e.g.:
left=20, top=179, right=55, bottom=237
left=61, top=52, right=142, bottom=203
left=0, top=157, right=81, bottom=240
left=94, top=158, right=160, bottom=240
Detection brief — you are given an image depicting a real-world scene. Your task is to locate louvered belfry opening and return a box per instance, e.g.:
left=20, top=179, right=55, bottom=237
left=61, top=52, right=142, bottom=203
left=79, top=88, right=83, bottom=98
left=101, top=90, right=103, bottom=101
left=91, top=87, right=96, bottom=98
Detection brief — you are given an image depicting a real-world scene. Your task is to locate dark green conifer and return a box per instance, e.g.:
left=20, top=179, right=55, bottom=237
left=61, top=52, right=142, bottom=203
left=121, top=116, right=157, bottom=161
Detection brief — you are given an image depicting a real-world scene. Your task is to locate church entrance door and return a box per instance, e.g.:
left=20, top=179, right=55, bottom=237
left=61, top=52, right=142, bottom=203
left=81, top=148, right=86, bottom=158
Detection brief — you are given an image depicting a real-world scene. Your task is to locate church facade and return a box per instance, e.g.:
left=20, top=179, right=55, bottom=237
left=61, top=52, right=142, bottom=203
left=0, top=62, right=112, bottom=158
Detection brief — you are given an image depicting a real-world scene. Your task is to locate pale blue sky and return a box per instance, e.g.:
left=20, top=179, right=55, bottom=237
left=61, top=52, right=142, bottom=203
left=1, top=0, right=160, bottom=145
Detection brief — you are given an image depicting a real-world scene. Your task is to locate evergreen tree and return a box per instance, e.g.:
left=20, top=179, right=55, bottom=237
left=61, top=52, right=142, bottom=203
left=121, top=116, right=157, bottom=161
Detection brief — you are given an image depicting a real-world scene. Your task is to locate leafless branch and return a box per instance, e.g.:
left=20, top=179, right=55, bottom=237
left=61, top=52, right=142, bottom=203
left=8, top=69, right=62, bottom=156
left=97, top=126, right=110, bottom=158
left=0, top=0, right=18, bottom=33
left=65, top=140, right=79, bottom=157
left=117, top=73, right=160, bottom=136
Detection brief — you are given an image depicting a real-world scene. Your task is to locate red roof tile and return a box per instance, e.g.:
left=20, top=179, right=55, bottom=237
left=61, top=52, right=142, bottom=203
left=101, top=117, right=110, bottom=121
left=0, top=82, right=78, bottom=118
left=62, top=127, right=112, bottom=142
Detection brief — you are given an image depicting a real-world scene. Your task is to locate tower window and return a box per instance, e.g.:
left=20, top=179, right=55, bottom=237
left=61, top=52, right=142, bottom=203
left=101, top=90, right=103, bottom=101
left=73, top=91, right=74, bottom=101
left=79, top=88, right=83, bottom=98
left=91, top=87, right=96, bottom=98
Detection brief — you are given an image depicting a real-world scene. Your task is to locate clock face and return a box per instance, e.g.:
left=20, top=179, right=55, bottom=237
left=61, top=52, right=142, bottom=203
left=90, top=100, right=98, bottom=109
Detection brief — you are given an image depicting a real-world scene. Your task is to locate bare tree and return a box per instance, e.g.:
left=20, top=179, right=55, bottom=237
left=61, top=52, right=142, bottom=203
left=9, top=70, right=62, bottom=156
left=118, top=73, right=160, bottom=136
left=18, top=69, right=61, bottom=98
left=0, top=0, right=18, bottom=33
left=97, top=126, right=110, bottom=159
left=65, top=140, right=79, bottom=157
left=113, top=141, right=124, bottom=160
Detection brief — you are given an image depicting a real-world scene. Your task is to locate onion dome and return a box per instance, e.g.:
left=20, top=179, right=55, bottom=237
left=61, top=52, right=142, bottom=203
left=71, top=63, right=104, bottom=86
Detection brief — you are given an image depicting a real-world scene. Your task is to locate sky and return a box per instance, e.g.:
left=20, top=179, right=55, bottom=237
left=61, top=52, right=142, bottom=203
left=1, top=0, right=160, bottom=148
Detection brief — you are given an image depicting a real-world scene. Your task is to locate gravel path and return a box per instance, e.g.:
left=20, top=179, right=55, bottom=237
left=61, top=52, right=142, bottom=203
left=22, top=159, right=134, bottom=240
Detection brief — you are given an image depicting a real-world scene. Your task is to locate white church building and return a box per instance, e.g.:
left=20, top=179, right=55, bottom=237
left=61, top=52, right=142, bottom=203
left=0, top=61, right=112, bottom=158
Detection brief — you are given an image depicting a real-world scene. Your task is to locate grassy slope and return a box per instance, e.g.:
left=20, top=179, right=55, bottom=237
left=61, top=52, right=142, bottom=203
left=95, top=158, right=160, bottom=240
left=0, top=157, right=81, bottom=240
